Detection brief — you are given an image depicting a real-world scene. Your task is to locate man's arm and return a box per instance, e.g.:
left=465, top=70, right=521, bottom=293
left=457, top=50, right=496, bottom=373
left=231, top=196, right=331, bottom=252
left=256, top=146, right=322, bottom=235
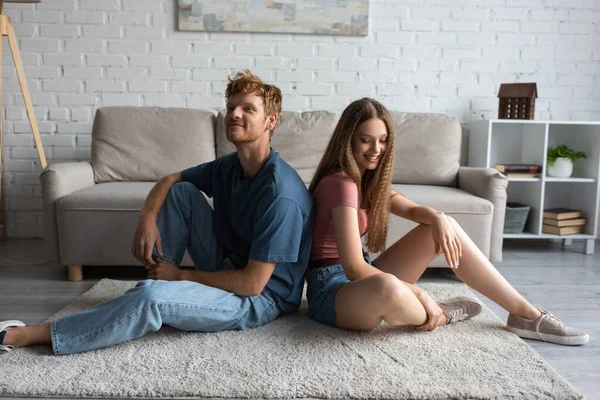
left=132, top=172, right=182, bottom=267
left=141, top=172, right=182, bottom=220
left=150, top=258, right=276, bottom=297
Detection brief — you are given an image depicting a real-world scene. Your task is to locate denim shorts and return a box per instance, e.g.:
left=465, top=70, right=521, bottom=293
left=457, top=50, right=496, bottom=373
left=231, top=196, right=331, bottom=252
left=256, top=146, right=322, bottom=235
left=306, top=254, right=372, bottom=328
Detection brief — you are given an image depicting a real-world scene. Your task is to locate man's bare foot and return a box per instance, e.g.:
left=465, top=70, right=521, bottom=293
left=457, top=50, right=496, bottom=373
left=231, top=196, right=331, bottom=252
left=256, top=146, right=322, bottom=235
left=1, top=324, right=52, bottom=349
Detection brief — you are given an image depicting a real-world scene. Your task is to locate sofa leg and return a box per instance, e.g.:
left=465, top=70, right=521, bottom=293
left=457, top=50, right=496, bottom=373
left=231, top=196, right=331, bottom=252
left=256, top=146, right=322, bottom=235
left=68, top=264, right=83, bottom=281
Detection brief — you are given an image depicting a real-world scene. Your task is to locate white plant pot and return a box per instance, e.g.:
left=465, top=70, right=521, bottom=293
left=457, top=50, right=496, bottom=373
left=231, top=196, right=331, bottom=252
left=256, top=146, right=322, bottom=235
left=547, top=157, right=573, bottom=178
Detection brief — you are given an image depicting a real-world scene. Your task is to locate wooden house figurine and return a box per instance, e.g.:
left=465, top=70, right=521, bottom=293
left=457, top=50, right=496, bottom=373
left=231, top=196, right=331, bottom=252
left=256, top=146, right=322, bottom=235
left=497, top=83, right=537, bottom=120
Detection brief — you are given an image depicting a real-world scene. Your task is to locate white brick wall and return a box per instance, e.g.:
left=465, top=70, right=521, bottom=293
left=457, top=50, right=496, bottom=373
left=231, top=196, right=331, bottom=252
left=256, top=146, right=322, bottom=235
left=1, top=0, right=599, bottom=237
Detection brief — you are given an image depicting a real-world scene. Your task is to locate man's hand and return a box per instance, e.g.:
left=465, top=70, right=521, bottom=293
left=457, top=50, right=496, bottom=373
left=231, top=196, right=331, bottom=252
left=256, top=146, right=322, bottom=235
left=148, top=259, right=182, bottom=281
left=131, top=216, right=163, bottom=268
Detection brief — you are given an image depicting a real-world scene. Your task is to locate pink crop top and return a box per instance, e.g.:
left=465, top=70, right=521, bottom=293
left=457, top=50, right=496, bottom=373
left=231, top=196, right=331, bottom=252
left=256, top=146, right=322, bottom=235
left=310, top=172, right=368, bottom=260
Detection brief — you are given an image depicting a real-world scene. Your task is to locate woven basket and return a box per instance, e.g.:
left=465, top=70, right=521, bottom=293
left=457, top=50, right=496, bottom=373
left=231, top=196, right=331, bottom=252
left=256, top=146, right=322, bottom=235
left=504, top=202, right=530, bottom=234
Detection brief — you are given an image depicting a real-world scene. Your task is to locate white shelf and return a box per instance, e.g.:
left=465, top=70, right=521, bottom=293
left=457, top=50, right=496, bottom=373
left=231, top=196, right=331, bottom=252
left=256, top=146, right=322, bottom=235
left=505, top=177, right=595, bottom=183
left=545, top=177, right=595, bottom=183
left=469, top=119, right=600, bottom=255
left=503, top=232, right=542, bottom=239
left=504, top=233, right=595, bottom=239
left=538, top=233, right=596, bottom=239
left=507, top=178, right=541, bottom=182
left=488, top=119, right=600, bottom=126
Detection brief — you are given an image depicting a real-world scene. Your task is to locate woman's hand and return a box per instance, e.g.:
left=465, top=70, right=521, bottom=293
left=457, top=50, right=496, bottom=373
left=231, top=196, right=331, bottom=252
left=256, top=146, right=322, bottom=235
left=431, top=212, right=462, bottom=269
left=416, top=291, right=448, bottom=331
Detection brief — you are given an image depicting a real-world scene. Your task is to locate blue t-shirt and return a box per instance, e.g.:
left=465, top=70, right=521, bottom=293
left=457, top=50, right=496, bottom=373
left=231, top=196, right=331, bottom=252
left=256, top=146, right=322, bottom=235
left=181, top=149, right=314, bottom=313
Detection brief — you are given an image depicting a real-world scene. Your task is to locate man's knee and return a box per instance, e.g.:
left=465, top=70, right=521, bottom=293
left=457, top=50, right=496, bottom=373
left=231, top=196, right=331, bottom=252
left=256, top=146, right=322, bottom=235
left=167, top=182, right=210, bottom=209
left=169, top=181, right=197, bottom=200
left=132, top=280, right=172, bottom=305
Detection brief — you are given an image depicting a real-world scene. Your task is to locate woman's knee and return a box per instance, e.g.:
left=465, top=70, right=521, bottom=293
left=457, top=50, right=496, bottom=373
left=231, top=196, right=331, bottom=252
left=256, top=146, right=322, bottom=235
left=447, top=215, right=459, bottom=227
left=419, top=223, right=434, bottom=233
left=372, top=273, right=412, bottom=306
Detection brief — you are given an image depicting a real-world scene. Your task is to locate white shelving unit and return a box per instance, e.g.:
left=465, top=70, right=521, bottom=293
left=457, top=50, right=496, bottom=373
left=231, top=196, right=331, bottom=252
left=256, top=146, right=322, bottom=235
left=469, top=120, right=600, bottom=255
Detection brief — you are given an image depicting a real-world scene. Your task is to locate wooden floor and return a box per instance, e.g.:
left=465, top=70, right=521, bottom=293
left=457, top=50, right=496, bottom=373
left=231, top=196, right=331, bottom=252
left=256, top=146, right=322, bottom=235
left=0, top=238, right=598, bottom=399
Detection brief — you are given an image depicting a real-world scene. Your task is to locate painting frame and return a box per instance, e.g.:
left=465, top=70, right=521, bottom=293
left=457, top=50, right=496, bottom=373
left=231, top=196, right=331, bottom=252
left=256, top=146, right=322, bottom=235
left=178, top=0, right=369, bottom=36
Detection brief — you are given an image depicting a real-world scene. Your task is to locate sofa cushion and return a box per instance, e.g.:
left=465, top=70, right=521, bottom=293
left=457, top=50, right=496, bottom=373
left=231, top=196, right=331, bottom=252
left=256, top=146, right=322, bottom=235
left=216, top=110, right=337, bottom=183
left=57, top=182, right=154, bottom=210
left=92, top=107, right=216, bottom=183
left=57, top=182, right=214, bottom=211
left=390, top=112, right=461, bottom=187
left=392, top=184, right=492, bottom=214
left=56, top=182, right=199, bottom=266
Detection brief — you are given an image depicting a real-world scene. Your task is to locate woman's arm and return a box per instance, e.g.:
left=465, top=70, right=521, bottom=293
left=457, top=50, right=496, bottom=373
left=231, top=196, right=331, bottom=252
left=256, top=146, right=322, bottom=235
left=389, top=190, right=462, bottom=269
left=331, top=206, right=382, bottom=281
left=390, top=189, right=442, bottom=224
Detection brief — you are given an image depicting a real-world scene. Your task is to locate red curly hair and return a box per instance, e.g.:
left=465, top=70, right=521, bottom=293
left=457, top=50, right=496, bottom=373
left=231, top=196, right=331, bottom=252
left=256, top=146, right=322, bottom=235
left=225, top=70, right=283, bottom=137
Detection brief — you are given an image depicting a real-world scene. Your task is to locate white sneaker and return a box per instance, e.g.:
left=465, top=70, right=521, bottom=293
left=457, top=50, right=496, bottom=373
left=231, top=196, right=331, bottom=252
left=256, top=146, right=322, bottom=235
left=0, top=320, right=26, bottom=353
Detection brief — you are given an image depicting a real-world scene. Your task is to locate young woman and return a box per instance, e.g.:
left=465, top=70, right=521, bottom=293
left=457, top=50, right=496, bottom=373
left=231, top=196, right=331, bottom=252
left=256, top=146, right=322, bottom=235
left=306, top=98, right=589, bottom=346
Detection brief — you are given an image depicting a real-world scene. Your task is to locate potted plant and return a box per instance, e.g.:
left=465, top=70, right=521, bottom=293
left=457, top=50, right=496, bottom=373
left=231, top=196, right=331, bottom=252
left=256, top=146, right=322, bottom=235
left=547, top=143, right=587, bottom=178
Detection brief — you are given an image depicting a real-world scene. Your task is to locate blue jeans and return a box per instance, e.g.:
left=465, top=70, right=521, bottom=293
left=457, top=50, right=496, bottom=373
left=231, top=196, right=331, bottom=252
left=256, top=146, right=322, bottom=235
left=50, top=182, right=280, bottom=355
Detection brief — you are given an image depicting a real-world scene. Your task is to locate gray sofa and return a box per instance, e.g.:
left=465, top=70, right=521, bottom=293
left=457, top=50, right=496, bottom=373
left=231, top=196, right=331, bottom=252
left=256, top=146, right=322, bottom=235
left=41, top=107, right=508, bottom=281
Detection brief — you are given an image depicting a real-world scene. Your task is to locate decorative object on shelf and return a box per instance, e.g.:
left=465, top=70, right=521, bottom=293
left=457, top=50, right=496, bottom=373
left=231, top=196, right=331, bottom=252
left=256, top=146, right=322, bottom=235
left=0, top=0, right=47, bottom=241
left=542, top=217, right=586, bottom=227
left=546, top=144, right=586, bottom=178
left=495, top=163, right=542, bottom=178
left=542, top=224, right=584, bottom=235
left=501, top=172, right=539, bottom=178
left=497, top=83, right=537, bottom=120
left=495, top=163, right=542, bottom=174
left=542, top=208, right=586, bottom=235
left=542, top=208, right=582, bottom=220
left=178, top=0, right=369, bottom=36
left=504, top=202, right=530, bottom=234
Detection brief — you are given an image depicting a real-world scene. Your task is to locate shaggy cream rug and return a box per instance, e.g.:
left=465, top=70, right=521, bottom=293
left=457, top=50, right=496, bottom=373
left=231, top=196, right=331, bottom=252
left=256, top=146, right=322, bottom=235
left=0, top=279, right=582, bottom=399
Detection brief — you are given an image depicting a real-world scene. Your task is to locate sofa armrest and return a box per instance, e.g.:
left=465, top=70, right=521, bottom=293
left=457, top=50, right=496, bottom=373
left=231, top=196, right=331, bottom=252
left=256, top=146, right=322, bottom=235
left=457, top=167, right=508, bottom=263
left=40, top=162, right=95, bottom=262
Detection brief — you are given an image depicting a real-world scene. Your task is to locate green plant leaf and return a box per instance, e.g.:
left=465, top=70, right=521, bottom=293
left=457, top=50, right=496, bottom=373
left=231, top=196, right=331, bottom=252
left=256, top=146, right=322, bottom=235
left=547, top=143, right=587, bottom=166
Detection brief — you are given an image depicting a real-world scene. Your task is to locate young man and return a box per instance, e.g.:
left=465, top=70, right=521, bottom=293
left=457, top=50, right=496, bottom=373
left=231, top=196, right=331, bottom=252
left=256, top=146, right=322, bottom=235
left=0, top=70, right=314, bottom=355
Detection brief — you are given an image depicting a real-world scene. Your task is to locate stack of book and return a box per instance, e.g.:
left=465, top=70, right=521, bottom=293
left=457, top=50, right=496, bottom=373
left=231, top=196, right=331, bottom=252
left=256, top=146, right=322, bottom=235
left=495, top=163, right=542, bottom=178
left=542, top=208, right=586, bottom=235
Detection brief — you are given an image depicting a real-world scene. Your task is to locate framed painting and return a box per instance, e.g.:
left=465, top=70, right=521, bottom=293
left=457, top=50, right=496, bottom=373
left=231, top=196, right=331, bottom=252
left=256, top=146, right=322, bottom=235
left=178, top=0, right=369, bottom=36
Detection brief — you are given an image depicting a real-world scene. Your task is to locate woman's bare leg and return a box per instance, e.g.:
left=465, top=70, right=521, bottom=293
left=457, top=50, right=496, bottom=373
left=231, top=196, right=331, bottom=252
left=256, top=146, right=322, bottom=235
left=374, top=224, right=440, bottom=284
left=3, top=324, right=52, bottom=348
left=334, top=273, right=428, bottom=331
left=374, top=220, right=540, bottom=319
